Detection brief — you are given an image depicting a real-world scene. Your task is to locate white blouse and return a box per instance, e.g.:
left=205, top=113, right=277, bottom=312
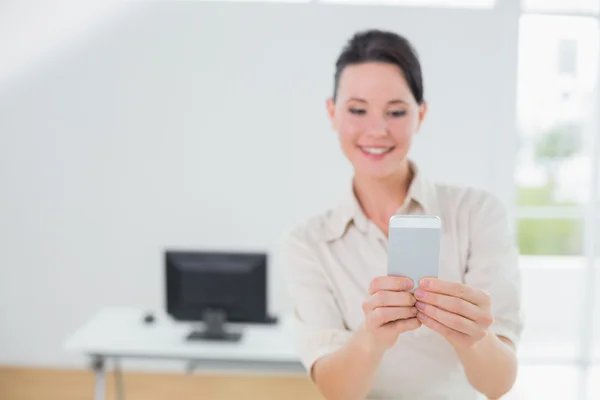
left=281, top=164, right=524, bottom=399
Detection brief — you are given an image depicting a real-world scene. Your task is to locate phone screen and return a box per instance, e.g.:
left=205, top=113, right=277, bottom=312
left=387, top=219, right=441, bottom=291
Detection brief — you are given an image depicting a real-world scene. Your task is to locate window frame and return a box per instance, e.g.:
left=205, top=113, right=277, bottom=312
left=514, top=1, right=600, bottom=398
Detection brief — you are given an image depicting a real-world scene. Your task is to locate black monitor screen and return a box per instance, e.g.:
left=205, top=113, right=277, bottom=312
left=165, top=251, right=269, bottom=324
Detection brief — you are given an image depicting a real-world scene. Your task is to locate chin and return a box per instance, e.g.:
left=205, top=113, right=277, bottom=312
left=344, top=147, right=408, bottom=180
left=354, top=163, right=398, bottom=180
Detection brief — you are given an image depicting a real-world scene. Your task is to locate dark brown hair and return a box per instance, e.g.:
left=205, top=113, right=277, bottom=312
left=333, top=29, right=424, bottom=104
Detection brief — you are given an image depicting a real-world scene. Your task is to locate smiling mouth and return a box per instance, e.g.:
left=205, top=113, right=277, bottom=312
left=358, top=146, right=395, bottom=155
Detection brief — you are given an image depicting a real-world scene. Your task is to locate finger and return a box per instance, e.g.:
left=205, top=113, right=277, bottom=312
left=415, top=302, right=482, bottom=337
left=391, top=317, right=422, bottom=333
left=370, top=276, right=414, bottom=294
left=368, top=307, right=418, bottom=327
left=416, top=311, right=470, bottom=345
left=419, top=278, right=490, bottom=307
left=366, top=290, right=416, bottom=311
left=363, top=291, right=416, bottom=313
left=414, top=289, right=485, bottom=323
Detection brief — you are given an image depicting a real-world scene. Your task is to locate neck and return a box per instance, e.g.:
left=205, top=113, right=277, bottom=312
left=353, top=161, right=413, bottom=236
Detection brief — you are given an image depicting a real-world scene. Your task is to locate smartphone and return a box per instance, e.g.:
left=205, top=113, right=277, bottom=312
left=387, top=215, right=442, bottom=292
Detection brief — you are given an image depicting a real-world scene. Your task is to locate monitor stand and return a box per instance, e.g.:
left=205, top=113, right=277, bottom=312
left=186, top=309, right=242, bottom=342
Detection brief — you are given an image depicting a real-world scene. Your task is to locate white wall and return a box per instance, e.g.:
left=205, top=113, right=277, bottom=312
left=0, top=2, right=518, bottom=368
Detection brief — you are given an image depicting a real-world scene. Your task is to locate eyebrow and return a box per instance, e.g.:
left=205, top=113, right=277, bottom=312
left=347, top=97, right=407, bottom=105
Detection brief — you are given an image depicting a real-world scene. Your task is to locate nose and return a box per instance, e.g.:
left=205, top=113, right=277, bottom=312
left=364, top=115, right=388, bottom=137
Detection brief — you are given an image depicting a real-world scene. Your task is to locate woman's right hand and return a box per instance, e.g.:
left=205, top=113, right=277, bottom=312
left=361, top=276, right=422, bottom=353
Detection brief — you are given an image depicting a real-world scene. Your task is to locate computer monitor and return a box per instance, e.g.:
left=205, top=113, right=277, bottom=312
left=165, top=250, right=276, bottom=342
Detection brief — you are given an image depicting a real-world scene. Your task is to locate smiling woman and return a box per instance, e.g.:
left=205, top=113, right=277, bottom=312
left=326, top=31, right=426, bottom=208
left=281, top=29, right=524, bottom=400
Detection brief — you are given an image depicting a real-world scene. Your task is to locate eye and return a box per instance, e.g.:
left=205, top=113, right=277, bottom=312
left=349, top=107, right=366, bottom=116
left=389, top=110, right=407, bottom=118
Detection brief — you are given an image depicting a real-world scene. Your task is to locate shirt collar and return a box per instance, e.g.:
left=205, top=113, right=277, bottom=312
left=326, top=160, right=437, bottom=241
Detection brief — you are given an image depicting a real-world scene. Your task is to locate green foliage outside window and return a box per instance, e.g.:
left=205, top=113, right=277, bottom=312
left=517, top=217, right=582, bottom=255
left=516, top=123, right=583, bottom=256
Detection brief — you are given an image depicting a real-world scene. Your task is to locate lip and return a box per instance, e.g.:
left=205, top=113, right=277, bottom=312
left=357, top=145, right=395, bottom=160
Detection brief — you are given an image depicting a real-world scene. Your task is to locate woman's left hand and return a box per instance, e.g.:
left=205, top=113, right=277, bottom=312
left=414, top=278, right=494, bottom=349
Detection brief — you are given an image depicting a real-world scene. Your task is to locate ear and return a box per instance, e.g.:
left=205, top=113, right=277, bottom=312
left=326, top=97, right=336, bottom=129
left=415, top=100, right=428, bottom=133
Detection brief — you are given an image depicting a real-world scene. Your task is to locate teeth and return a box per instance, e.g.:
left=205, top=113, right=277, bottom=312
left=361, top=147, right=393, bottom=155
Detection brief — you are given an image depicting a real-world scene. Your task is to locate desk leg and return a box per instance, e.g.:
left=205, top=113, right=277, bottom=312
left=114, top=357, right=125, bottom=400
left=91, top=356, right=106, bottom=400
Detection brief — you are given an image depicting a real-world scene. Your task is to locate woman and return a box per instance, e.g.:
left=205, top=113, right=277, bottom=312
left=281, top=29, right=523, bottom=400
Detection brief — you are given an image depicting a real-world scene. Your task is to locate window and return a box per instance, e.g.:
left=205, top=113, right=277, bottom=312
left=518, top=257, right=587, bottom=359
left=593, top=232, right=600, bottom=359
left=515, top=4, right=600, bottom=400
left=516, top=15, right=598, bottom=212
left=589, top=366, right=600, bottom=398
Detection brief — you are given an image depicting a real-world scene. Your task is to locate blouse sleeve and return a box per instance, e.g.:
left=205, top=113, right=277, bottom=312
left=280, top=226, right=354, bottom=378
left=463, top=190, right=524, bottom=346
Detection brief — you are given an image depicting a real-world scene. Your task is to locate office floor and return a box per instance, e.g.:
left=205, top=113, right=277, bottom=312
left=0, top=367, right=324, bottom=400
left=1, top=365, right=597, bottom=400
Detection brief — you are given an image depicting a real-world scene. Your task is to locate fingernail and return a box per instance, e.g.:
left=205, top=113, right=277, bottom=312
left=416, top=301, right=426, bottom=311
left=420, top=279, right=430, bottom=289
left=404, top=280, right=413, bottom=290
left=415, top=288, right=426, bottom=299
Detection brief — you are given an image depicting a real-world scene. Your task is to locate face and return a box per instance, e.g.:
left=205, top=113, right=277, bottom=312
left=327, top=62, right=427, bottom=180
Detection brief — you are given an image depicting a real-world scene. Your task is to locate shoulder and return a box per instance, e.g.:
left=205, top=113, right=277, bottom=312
left=433, top=183, right=509, bottom=219
left=280, top=207, right=341, bottom=252
left=278, top=208, right=344, bottom=289
left=431, top=183, right=514, bottom=244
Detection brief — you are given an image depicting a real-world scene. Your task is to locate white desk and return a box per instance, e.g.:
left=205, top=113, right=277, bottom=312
left=64, top=307, right=304, bottom=400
